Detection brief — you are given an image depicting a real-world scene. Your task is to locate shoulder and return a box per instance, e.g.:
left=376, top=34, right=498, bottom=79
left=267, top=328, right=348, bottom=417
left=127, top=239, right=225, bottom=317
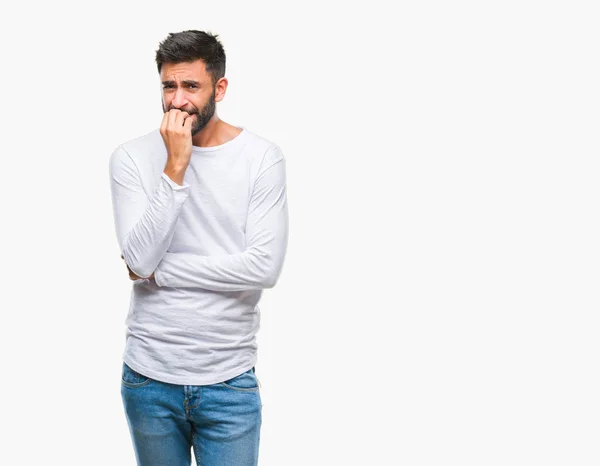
left=118, top=129, right=163, bottom=156
left=109, top=129, right=163, bottom=167
left=243, top=129, right=285, bottom=169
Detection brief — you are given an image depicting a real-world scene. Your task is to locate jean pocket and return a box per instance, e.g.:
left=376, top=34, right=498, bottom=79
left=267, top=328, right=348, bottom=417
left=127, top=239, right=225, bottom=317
left=220, top=368, right=260, bottom=391
left=121, top=362, right=152, bottom=388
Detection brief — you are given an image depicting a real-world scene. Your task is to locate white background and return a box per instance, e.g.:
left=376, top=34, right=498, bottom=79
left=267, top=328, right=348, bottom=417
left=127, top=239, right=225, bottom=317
left=1, top=1, right=599, bottom=464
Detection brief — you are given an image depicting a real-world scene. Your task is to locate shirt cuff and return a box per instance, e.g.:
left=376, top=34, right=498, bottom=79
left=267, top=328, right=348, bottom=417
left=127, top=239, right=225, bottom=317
left=161, top=172, right=190, bottom=190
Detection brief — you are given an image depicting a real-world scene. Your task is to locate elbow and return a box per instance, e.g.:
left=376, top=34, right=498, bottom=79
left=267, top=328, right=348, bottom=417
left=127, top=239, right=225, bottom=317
left=127, top=260, right=154, bottom=279
left=262, top=276, right=277, bottom=289
left=136, top=267, right=155, bottom=279
left=261, top=264, right=284, bottom=289
left=249, top=249, right=285, bottom=289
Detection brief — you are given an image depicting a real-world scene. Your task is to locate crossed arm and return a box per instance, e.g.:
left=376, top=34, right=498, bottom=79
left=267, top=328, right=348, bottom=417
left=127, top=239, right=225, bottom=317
left=110, top=144, right=289, bottom=290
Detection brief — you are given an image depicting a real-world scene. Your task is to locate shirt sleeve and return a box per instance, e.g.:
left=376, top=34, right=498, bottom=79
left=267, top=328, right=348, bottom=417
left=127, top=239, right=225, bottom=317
left=109, top=145, right=190, bottom=278
left=153, top=146, right=289, bottom=291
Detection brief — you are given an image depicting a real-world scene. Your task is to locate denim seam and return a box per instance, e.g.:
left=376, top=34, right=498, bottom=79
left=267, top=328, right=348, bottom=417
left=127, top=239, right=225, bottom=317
left=219, top=382, right=260, bottom=392
left=121, top=378, right=152, bottom=388
left=220, top=369, right=260, bottom=391
left=192, top=429, right=201, bottom=465
left=122, top=363, right=153, bottom=388
left=188, top=388, right=202, bottom=410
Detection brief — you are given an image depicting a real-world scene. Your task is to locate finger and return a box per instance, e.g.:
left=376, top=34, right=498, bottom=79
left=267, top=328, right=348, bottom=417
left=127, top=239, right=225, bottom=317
left=168, top=108, right=182, bottom=129
left=175, top=110, right=190, bottom=128
left=165, top=108, right=178, bottom=130
left=160, top=110, right=169, bottom=135
left=183, top=114, right=193, bottom=132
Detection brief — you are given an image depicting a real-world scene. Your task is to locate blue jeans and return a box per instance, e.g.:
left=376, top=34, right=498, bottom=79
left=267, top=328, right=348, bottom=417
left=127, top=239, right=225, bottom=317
left=121, top=361, right=262, bottom=465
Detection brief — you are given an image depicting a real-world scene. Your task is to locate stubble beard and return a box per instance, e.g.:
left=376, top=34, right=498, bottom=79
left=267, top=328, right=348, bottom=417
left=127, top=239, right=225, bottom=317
left=163, top=89, right=216, bottom=137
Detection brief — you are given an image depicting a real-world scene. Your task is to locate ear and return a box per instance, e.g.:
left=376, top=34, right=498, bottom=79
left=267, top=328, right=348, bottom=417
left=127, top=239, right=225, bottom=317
left=214, top=77, right=228, bottom=103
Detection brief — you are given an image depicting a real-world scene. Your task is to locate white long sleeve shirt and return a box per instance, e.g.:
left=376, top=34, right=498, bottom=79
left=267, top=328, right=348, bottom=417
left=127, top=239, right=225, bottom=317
left=108, top=126, right=289, bottom=385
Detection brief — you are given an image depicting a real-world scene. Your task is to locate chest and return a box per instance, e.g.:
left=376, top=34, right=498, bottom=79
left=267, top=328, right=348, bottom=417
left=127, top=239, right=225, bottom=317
left=168, top=157, right=253, bottom=253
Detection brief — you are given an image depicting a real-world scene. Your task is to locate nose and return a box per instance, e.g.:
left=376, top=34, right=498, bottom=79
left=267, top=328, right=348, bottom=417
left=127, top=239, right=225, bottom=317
left=171, top=88, right=188, bottom=109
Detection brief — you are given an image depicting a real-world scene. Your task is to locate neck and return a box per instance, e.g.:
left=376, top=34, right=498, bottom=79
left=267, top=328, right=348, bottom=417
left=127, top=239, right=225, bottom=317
left=192, top=115, right=227, bottom=148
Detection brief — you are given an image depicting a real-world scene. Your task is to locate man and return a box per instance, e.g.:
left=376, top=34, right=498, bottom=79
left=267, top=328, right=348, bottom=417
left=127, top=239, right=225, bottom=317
left=108, top=30, right=289, bottom=466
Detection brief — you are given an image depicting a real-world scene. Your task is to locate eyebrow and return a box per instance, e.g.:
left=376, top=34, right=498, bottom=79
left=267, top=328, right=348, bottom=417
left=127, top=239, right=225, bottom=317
left=161, top=80, right=200, bottom=86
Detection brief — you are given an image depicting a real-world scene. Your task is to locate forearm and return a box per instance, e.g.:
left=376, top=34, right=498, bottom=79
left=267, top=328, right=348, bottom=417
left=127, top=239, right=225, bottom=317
left=120, top=173, right=189, bottom=277
left=163, top=161, right=186, bottom=186
left=109, top=143, right=190, bottom=278
left=154, top=243, right=287, bottom=291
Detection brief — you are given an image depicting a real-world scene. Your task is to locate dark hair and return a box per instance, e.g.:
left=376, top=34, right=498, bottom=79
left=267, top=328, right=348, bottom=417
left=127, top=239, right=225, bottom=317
left=155, top=30, right=226, bottom=88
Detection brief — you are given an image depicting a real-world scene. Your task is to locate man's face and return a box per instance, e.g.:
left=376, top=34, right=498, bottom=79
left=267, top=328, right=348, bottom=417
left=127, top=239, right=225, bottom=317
left=160, top=59, right=216, bottom=136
